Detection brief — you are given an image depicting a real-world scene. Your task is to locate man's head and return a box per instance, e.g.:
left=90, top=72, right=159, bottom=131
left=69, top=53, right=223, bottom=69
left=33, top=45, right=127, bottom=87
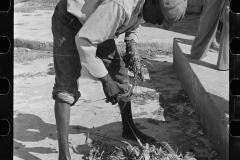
left=142, top=0, right=187, bottom=29
left=142, top=0, right=164, bottom=25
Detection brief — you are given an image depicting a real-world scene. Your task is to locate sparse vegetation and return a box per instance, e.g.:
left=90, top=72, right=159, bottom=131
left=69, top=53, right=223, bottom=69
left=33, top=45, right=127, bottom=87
left=14, top=47, right=52, bottom=63
left=15, top=0, right=60, bottom=12
left=14, top=42, right=172, bottom=64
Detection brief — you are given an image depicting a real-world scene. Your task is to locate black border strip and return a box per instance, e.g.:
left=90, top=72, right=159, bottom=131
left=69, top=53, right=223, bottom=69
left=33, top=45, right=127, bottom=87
left=230, top=0, right=240, bottom=159
left=0, top=0, right=13, bottom=159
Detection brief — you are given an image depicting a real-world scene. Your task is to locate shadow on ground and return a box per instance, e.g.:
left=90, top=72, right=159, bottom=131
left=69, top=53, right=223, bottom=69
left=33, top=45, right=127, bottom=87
left=14, top=55, right=220, bottom=160
left=174, top=38, right=220, bottom=70
left=14, top=110, right=212, bottom=160
left=14, top=113, right=184, bottom=160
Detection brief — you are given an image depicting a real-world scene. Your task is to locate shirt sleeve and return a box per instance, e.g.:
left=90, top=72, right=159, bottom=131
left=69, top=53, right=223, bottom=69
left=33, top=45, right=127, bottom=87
left=75, top=1, right=126, bottom=78
left=124, top=18, right=144, bottom=42
left=125, top=27, right=139, bottom=41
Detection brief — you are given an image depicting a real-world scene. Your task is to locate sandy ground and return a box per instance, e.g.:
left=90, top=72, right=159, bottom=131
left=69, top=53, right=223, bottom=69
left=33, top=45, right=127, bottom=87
left=14, top=2, right=221, bottom=160
left=14, top=48, right=219, bottom=160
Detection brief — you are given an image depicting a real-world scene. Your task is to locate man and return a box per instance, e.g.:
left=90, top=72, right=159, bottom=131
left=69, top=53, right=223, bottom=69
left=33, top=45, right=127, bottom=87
left=189, top=0, right=229, bottom=71
left=51, top=0, right=187, bottom=159
left=200, top=0, right=220, bottom=51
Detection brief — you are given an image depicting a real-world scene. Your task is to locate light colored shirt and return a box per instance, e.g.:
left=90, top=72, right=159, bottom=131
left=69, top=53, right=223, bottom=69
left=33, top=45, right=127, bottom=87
left=68, top=0, right=145, bottom=78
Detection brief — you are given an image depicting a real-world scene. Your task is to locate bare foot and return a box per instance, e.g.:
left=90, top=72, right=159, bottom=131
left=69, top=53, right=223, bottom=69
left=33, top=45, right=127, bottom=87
left=210, top=40, right=220, bottom=51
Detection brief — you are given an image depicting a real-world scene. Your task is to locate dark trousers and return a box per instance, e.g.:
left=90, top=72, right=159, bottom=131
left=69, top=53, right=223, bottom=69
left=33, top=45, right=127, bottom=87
left=51, top=0, right=130, bottom=105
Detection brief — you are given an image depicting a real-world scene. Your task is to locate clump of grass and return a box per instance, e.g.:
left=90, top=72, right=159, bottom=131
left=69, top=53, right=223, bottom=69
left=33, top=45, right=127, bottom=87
left=14, top=72, right=47, bottom=79
left=131, top=91, right=159, bottom=105
left=117, top=42, right=173, bottom=59
left=15, top=0, right=60, bottom=13
left=159, top=90, right=190, bottom=106
left=14, top=47, right=52, bottom=63
left=14, top=41, right=172, bottom=64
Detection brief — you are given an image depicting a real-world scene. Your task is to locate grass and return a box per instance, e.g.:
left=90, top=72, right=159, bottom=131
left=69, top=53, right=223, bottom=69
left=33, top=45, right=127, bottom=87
left=117, top=43, right=173, bottom=59
left=15, top=0, right=60, bottom=12
left=14, top=42, right=173, bottom=64
left=131, top=91, right=160, bottom=105
left=14, top=47, right=53, bottom=63
left=14, top=72, right=47, bottom=79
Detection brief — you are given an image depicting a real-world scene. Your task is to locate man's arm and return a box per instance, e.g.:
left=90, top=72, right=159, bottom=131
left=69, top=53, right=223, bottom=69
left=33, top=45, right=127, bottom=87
left=125, top=27, right=139, bottom=42
left=75, top=1, right=126, bottom=78
left=123, top=26, right=145, bottom=83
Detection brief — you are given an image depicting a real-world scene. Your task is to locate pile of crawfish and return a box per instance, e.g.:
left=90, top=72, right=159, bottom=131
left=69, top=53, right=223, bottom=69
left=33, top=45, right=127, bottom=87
left=85, top=133, right=197, bottom=160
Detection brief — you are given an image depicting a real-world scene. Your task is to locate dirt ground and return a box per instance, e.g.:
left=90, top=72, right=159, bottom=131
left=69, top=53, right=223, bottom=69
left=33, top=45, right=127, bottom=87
left=14, top=47, right=220, bottom=160
left=14, top=0, right=221, bottom=44
left=14, top=1, right=222, bottom=159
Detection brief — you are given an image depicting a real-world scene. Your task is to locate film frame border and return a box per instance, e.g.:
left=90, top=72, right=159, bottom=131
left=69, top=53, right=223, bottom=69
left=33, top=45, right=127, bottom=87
left=0, top=0, right=238, bottom=159
left=229, top=0, right=240, bottom=159
left=0, top=0, right=11, bottom=13
left=0, top=0, right=13, bottom=159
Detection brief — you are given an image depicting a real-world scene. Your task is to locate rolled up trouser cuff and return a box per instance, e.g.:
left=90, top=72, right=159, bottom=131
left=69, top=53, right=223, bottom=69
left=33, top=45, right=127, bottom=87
left=52, top=88, right=81, bottom=106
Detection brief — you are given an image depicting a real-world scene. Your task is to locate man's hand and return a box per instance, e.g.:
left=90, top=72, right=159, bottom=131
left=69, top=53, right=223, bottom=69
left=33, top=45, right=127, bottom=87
left=122, top=40, right=145, bottom=83
left=99, top=74, right=120, bottom=105
left=122, top=40, right=136, bottom=69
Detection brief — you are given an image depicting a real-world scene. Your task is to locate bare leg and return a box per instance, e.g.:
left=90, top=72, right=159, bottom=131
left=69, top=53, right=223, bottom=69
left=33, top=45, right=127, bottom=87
left=210, top=36, right=220, bottom=50
left=54, top=97, right=71, bottom=160
left=119, top=101, right=156, bottom=145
